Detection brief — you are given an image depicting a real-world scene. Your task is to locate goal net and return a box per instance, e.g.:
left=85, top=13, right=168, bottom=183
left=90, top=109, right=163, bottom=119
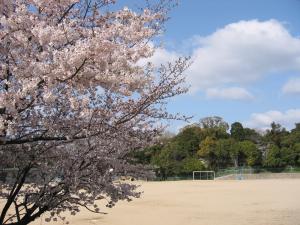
left=193, top=171, right=215, bottom=180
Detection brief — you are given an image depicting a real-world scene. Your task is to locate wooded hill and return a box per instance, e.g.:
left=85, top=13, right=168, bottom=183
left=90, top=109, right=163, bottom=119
left=133, top=116, right=300, bottom=179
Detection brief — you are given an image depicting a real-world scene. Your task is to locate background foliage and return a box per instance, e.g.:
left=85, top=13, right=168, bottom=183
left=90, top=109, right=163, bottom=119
left=133, top=117, right=300, bottom=179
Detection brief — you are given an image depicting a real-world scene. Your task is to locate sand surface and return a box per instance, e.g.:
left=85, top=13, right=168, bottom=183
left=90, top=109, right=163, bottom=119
left=2, top=179, right=300, bottom=225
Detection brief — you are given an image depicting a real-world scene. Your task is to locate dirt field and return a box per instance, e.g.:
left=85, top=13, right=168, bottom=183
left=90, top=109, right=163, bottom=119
left=2, top=179, right=300, bottom=225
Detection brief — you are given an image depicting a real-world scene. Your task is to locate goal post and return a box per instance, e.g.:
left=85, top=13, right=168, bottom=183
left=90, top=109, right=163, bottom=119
left=193, top=171, right=215, bottom=180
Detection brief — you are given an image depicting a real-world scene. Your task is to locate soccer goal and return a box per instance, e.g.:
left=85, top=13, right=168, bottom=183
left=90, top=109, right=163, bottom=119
left=193, top=171, right=215, bottom=180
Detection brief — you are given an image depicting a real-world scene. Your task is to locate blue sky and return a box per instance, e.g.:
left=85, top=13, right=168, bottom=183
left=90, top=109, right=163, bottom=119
left=121, top=0, right=300, bottom=132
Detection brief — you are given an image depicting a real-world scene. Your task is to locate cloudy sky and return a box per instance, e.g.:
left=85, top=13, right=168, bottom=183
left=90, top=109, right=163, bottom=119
left=129, top=0, right=300, bottom=132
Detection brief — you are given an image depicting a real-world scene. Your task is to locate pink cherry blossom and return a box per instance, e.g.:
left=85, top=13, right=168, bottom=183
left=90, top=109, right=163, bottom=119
left=0, top=1, right=189, bottom=224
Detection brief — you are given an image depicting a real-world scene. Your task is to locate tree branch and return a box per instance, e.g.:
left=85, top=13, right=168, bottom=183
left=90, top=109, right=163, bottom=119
left=57, top=58, right=87, bottom=82
left=57, top=3, right=78, bottom=24
left=0, top=165, right=31, bottom=224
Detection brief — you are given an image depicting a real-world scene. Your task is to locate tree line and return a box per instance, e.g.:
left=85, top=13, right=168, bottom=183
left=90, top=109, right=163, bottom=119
left=133, top=116, right=300, bottom=179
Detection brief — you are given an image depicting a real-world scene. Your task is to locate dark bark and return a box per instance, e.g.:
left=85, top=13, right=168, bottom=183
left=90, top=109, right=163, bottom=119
left=0, top=166, right=31, bottom=224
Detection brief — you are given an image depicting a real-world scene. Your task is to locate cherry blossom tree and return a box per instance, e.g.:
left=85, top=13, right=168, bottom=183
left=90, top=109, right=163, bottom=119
left=0, top=0, right=189, bottom=224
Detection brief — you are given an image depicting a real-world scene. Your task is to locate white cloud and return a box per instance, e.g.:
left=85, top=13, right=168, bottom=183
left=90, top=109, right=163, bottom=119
left=205, top=87, right=253, bottom=100
left=245, top=109, right=300, bottom=130
left=187, top=20, right=300, bottom=93
left=282, top=77, right=300, bottom=94
left=145, top=20, right=300, bottom=100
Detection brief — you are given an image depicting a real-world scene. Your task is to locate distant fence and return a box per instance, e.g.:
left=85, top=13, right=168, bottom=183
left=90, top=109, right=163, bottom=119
left=214, top=166, right=300, bottom=180
left=150, top=166, right=300, bottom=181
left=216, top=173, right=300, bottom=180
left=215, top=166, right=300, bottom=178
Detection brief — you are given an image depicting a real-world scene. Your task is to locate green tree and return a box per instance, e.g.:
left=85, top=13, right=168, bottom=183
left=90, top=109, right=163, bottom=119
left=230, top=122, right=245, bottom=141
left=181, top=158, right=206, bottom=174
left=243, top=128, right=262, bottom=143
left=230, top=141, right=247, bottom=167
left=265, top=122, right=288, bottom=147
left=151, top=144, right=181, bottom=179
left=199, top=116, right=229, bottom=139
left=264, top=144, right=285, bottom=168
left=174, top=126, right=202, bottom=156
left=197, top=136, right=218, bottom=169
left=293, top=143, right=300, bottom=166
left=150, top=126, right=206, bottom=178
left=239, top=141, right=262, bottom=166
left=292, top=123, right=300, bottom=132
left=282, top=123, right=300, bottom=147
left=280, top=147, right=295, bottom=166
left=280, top=143, right=300, bottom=166
left=214, top=139, right=235, bottom=169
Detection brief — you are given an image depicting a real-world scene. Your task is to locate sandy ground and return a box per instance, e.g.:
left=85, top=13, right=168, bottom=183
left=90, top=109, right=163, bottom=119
left=2, top=179, right=300, bottom=225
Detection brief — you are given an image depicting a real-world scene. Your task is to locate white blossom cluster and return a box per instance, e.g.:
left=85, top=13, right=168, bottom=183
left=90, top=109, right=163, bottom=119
left=0, top=0, right=189, bottom=224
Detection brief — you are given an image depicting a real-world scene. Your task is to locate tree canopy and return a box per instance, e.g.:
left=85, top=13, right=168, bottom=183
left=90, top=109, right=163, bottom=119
left=137, top=118, right=300, bottom=179
left=0, top=1, right=188, bottom=224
